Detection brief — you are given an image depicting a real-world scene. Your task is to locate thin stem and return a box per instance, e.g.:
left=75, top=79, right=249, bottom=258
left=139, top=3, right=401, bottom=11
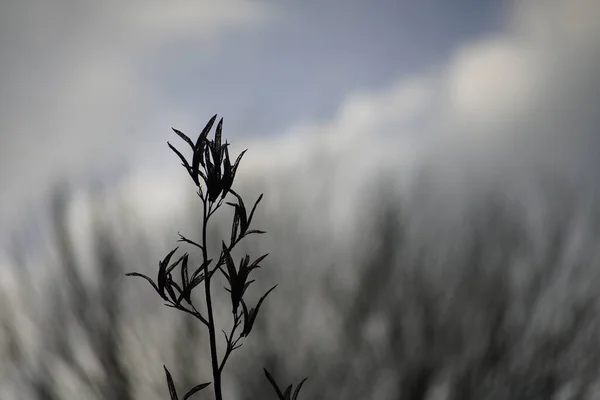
left=219, top=311, right=243, bottom=373
left=202, top=197, right=222, bottom=400
left=166, top=301, right=210, bottom=327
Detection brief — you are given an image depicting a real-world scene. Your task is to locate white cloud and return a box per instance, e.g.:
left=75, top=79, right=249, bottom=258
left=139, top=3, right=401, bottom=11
left=3, top=0, right=600, bottom=254
left=239, top=75, right=433, bottom=175
left=0, top=0, right=276, bottom=232
left=446, top=37, right=539, bottom=128
left=225, top=0, right=600, bottom=233
left=430, top=0, right=600, bottom=181
left=90, top=0, right=600, bottom=240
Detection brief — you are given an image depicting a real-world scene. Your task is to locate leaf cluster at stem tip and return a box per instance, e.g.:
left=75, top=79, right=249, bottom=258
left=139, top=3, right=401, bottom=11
left=125, top=115, right=307, bottom=400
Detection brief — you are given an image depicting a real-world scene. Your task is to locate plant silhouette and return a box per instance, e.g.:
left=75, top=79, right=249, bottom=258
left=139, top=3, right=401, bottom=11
left=126, top=115, right=307, bottom=400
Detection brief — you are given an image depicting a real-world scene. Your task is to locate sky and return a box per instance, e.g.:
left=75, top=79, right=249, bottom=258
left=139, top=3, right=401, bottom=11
left=1, top=0, right=599, bottom=257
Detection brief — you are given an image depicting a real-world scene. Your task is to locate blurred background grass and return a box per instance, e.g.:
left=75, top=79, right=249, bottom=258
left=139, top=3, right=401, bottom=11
left=2, top=165, right=600, bottom=400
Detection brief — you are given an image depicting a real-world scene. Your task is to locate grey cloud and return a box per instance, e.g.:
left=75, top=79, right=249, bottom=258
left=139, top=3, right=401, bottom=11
left=226, top=0, right=600, bottom=239
left=2, top=0, right=598, bottom=252
left=0, top=0, right=274, bottom=235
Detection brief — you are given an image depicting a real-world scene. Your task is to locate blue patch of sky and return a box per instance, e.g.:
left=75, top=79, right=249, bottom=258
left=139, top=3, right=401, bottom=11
left=142, top=0, right=508, bottom=140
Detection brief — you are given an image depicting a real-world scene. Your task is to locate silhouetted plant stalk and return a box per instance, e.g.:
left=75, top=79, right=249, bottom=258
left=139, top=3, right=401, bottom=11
left=126, top=115, right=307, bottom=400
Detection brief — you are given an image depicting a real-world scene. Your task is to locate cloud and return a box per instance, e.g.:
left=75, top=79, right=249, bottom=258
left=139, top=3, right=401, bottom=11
left=2, top=0, right=600, bottom=253
left=200, top=0, right=597, bottom=238
left=245, top=0, right=600, bottom=186
left=445, top=37, right=539, bottom=128
left=106, top=0, right=599, bottom=237
left=0, top=0, right=276, bottom=232
left=432, top=0, right=600, bottom=181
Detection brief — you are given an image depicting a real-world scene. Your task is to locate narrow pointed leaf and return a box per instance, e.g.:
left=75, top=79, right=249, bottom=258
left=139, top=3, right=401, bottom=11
left=208, top=140, right=222, bottom=181
left=242, top=279, right=255, bottom=296
left=242, top=285, right=277, bottom=336
left=181, top=382, right=211, bottom=400
left=215, top=119, right=222, bottom=147
left=200, top=115, right=217, bottom=143
left=166, top=253, right=186, bottom=276
left=162, top=247, right=180, bottom=267
left=165, top=281, right=178, bottom=303
left=204, top=145, right=214, bottom=175
left=245, top=229, right=266, bottom=236
left=240, top=254, right=250, bottom=271
left=247, top=193, right=264, bottom=229
left=190, top=258, right=212, bottom=282
left=213, top=118, right=223, bottom=166
left=158, top=247, right=179, bottom=297
left=181, top=254, right=189, bottom=289
left=125, top=273, right=161, bottom=297
left=282, top=385, right=293, bottom=400
left=188, top=272, right=205, bottom=288
left=221, top=148, right=235, bottom=198
left=198, top=170, right=208, bottom=185
left=229, top=190, right=247, bottom=233
left=292, top=378, right=308, bottom=400
left=222, top=146, right=232, bottom=178
left=231, top=149, right=247, bottom=181
left=231, top=211, right=240, bottom=246
left=264, top=368, right=284, bottom=399
left=169, top=279, right=183, bottom=294
left=252, top=284, right=277, bottom=316
left=220, top=268, right=231, bottom=283
left=248, top=253, right=269, bottom=271
left=222, top=242, right=237, bottom=280
left=241, top=299, right=250, bottom=325
left=171, top=128, right=194, bottom=149
left=192, top=114, right=217, bottom=181
left=164, top=365, right=179, bottom=400
left=186, top=273, right=205, bottom=298
left=168, top=142, right=195, bottom=184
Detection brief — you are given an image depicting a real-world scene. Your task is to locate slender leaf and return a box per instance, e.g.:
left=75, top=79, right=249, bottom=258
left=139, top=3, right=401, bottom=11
left=264, top=368, right=284, bottom=399
left=168, top=142, right=194, bottom=182
left=229, top=190, right=248, bottom=233
left=166, top=253, right=186, bottom=276
left=171, top=127, right=194, bottom=149
left=158, top=247, right=179, bottom=297
left=212, top=118, right=223, bottom=166
left=165, top=280, right=178, bottom=303
left=292, top=378, right=308, bottom=400
left=245, top=229, right=266, bottom=236
left=164, top=365, right=179, bottom=400
left=248, top=253, right=269, bottom=272
left=192, top=114, right=217, bottom=182
left=242, top=285, right=277, bottom=336
left=181, top=382, right=211, bottom=400
left=242, top=279, right=256, bottom=296
left=181, top=253, right=189, bottom=289
left=190, top=258, right=212, bottom=282
left=247, top=193, right=264, bottom=229
left=222, top=242, right=237, bottom=281
left=231, top=149, right=247, bottom=180
left=124, top=272, right=161, bottom=297
left=282, top=384, right=293, bottom=400
left=231, top=211, right=240, bottom=246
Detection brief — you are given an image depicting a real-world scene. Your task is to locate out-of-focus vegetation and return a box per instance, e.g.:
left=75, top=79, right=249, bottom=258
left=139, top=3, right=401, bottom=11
left=2, top=169, right=600, bottom=399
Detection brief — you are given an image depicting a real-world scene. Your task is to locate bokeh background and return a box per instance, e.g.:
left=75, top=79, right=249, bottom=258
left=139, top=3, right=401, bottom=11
left=1, top=0, right=600, bottom=398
